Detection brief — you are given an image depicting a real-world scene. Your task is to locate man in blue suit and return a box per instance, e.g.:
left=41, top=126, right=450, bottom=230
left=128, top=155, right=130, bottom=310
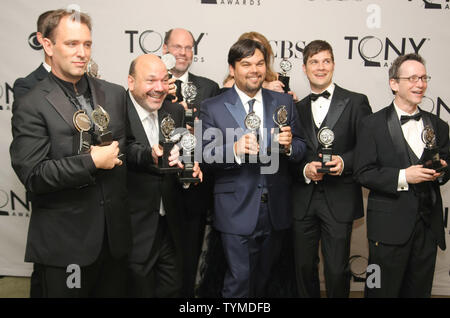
left=199, top=39, right=306, bottom=297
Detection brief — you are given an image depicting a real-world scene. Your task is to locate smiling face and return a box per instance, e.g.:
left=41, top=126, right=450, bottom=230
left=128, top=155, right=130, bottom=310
left=303, top=49, right=334, bottom=93
left=162, top=28, right=194, bottom=78
left=229, top=48, right=266, bottom=97
left=390, top=60, right=427, bottom=110
left=43, top=16, right=92, bottom=83
left=128, top=54, right=169, bottom=112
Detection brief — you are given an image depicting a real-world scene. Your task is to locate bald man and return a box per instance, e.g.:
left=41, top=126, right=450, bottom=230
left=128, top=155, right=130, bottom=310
left=163, top=27, right=219, bottom=297
left=126, top=54, right=202, bottom=297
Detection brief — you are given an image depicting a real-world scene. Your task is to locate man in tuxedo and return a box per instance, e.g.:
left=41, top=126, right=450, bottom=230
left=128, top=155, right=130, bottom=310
left=200, top=39, right=306, bottom=297
left=10, top=9, right=159, bottom=297
left=126, top=53, right=202, bottom=297
left=162, top=28, right=220, bottom=297
left=354, top=53, right=449, bottom=297
left=13, top=10, right=54, bottom=101
left=292, top=40, right=372, bottom=297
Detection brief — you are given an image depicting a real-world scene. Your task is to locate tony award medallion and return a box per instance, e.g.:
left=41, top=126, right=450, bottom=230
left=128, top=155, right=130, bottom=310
left=317, top=127, right=335, bottom=173
left=86, top=58, right=100, bottom=78
left=73, top=110, right=92, bottom=154
left=422, top=126, right=445, bottom=172
left=162, top=53, right=178, bottom=102
left=178, top=132, right=200, bottom=188
left=244, top=111, right=261, bottom=163
left=182, top=81, right=198, bottom=126
left=92, top=105, right=113, bottom=146
left=278, top=58, right=292, bottom=93
left=159, top=114, right=180, bottom=172
left=271, top=105, right=289, bottom=155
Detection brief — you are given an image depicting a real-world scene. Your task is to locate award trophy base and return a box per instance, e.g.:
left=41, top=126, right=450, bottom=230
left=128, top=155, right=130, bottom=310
left=317, top=148, right=334, bottom=173
left=98, top=131, right=113, bottom=146
left=423, top=147, right=445, bottom=173
left=178, top=163, right=200, bottom=184
left=157, top=141, right=181, bottom=173
left=278, top=73, right=290, bottom=93
left=74, top=131, right=92, bottom=154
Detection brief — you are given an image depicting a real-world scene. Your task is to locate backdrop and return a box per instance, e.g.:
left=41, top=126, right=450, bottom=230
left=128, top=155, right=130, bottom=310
left=1, top=0, right=449, bottom=295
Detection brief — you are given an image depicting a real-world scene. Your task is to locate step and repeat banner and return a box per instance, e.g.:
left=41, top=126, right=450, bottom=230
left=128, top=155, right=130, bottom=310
left=1, top=0, right=449, bottom=294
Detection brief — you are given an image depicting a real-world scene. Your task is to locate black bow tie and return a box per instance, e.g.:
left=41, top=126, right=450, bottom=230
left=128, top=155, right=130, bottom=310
left=310, top=90, right=331, bottom=101
left=400, top=113, right=422, bottom=125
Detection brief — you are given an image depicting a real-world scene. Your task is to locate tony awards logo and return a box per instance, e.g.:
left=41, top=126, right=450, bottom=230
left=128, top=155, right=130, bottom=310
left=272, top=105, right=288, bottom=154
left=317, top=127, right=335, bottom=173
left=421, top=126, right=444, bottom=172
left=278, top=58, right=292, bottom=93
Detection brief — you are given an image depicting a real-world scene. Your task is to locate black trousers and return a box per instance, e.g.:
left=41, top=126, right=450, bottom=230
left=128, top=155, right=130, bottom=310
left=31, top=234, right=127, bottom=298
left=127, top=216, right=181, bottom=298
left=365, top=217, right=438, bottom=298
left=293, top=188, right=352, bottom=298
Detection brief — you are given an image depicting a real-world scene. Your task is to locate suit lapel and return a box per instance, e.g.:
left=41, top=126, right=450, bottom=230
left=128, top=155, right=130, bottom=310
left=323, top=85, right=348, bottom=130
left=262, top=89, right=277, bottom=149
left=127, top=93, right=150, bottom=147
left=87, top=76, right=106, bottom=110
left=44, top=77, right=78, bottom=132
left=300, top=98, right=319, bottom=151
left=386, top=103, right=411, bottom=167
left=224, top=88, right=247, bottom=129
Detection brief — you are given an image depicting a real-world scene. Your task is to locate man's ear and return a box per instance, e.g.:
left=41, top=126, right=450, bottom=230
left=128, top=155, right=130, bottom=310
left=42, top=37, right=54, bottom=57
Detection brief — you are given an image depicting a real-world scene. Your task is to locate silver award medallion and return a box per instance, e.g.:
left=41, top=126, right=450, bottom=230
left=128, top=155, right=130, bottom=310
left=181, top=133, right=196, bottom=153
left=422, top=126, right=436, bottom=149
left=244, top=112, right=261, bottom=133
left=317, top=127, right=335, bottom=148
left=92, top=105, right=110, bottom=132
left=161, top=53, right=176, bottom=70
left=279, top=58, right=292, bottom=76
left=181, top=82, right=198, bottom=104
left=73, top=110, right=92, bottom=132
left=273, top=105, right=288, bottom=128
left=161, top=115, right=176, bottom=141
left=86, top=59, right=100, bottom=78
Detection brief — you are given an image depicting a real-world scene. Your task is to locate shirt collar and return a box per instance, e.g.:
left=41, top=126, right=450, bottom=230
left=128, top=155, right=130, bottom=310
left=393, top=101, right=420, bottom=120
left=174, top=71, right=189, bottom=83
left=42, top=62, right=51, bottom=72
left=233, top=85, right=263, bottom=107
left=310, top=83, right=335, bottom=99
left=128, top=91, right=158, bottom=122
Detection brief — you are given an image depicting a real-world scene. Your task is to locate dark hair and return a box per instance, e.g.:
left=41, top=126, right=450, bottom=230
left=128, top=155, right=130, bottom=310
left=164, top=28, right=195, bottom=46
left=228, top=39, right=268, bottom=67
left=302, top=40, right=334, bottom=65
left=37, top=10, right=54, bottom=34
left=43, top=9, right=92, bottom=43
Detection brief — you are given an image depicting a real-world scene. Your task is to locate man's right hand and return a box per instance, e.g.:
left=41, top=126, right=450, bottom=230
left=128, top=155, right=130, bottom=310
left=234, top=133, right=259, bottom=156
left=90, top=141, right=122, bottom=170
left=305, top=161, right=325, bottom=181
left=405, top=164, right=441, bottom=184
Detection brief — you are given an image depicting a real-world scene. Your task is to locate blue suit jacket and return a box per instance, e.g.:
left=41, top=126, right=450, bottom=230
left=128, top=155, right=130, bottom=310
left=199, top=87, right=306, bottom=235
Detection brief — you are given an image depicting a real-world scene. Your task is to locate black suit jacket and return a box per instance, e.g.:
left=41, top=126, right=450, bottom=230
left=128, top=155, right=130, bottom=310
left=292, top=84, right=372, bottom=223
left=10, top=75, right=153, bottom=267
left=354, top=104, right=449, bottom=249
left=126, top=95, right=186, bottom=265
left=13, top=63, right=49, bottom=102
left=188, top=72, right=220, bottom=109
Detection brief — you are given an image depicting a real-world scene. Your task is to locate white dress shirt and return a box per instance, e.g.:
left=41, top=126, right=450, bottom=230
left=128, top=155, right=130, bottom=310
left=129, top=91, right=166, bottom=216
left=394, top=102, right=425, bottom=192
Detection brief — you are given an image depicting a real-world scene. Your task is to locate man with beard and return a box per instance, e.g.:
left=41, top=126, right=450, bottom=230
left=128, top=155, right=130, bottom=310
left=199, top=39, right=306, bottom=297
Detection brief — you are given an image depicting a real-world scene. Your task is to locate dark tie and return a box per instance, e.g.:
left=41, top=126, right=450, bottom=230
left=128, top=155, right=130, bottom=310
left=175, top=79, right=183, bottom=102
left=400, top=112, right=422, bottom=125
left=310, top=90, right=331, bottom=101
left=248, top=99, right=256, bottom=113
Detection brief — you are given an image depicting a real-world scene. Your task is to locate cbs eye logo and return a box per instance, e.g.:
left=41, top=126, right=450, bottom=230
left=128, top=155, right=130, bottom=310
left=28, top=32, right=42, bottom=50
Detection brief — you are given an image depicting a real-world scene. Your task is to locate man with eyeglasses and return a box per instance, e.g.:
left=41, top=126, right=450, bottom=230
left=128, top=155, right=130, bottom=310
left=162, top=28, right=220, bottom=297
left=354, top=53, right=449, bottom=297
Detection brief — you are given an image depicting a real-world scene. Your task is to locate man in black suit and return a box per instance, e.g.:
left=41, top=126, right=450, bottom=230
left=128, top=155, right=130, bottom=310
left=13, top=10, right=54, bottom=101
left=292, top=40, right=372, bottom=297
left=10, top=9, right=158, bottom=297
left=126, top=53, right=202, bottom=297
left=354, top=53, right=449, bottom=297
left=162, top=28, right=220, bottom=297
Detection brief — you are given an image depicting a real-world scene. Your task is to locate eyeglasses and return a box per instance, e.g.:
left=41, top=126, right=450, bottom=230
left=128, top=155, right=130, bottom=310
left=394, top=75, right=431, bottom=83
left=168, top=45, right=193, bottom=52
